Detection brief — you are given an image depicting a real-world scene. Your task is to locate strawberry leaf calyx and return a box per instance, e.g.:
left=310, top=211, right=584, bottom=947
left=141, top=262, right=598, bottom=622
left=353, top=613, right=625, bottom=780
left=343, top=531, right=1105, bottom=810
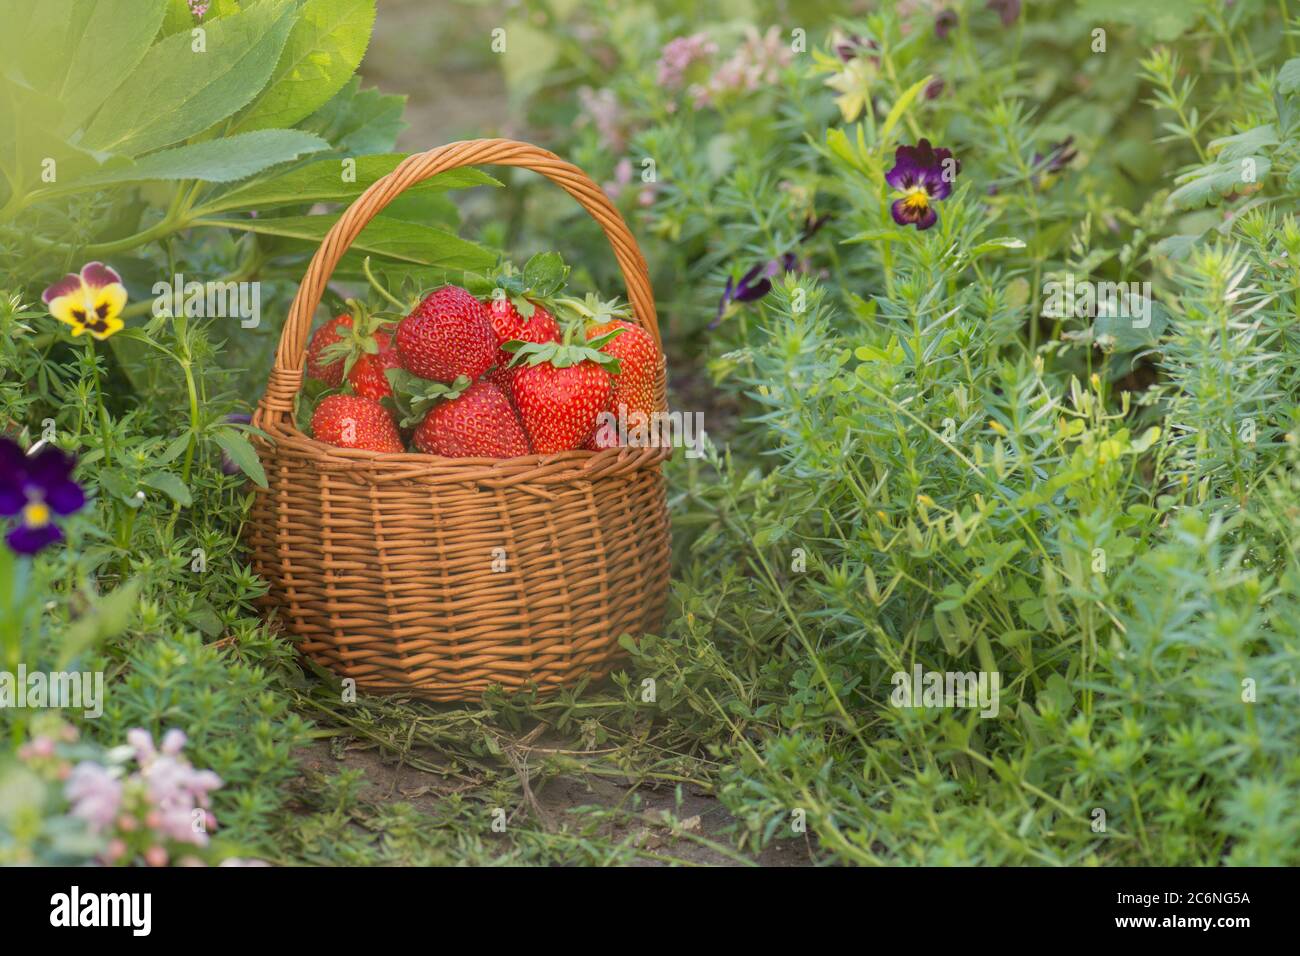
left=318, top=298, right=398, bottom=379
left=503, top=339, right=622, bottom=374
left=552, top=292, right=632, bottom=328
left=383, top=369, right=472, bottom=428
left=472, top=253, right=571, bottom=318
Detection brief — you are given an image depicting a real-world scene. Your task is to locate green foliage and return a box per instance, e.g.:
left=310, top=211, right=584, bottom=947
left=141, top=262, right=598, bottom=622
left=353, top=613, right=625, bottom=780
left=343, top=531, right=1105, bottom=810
left=6, top=0, right=1300, bottom=867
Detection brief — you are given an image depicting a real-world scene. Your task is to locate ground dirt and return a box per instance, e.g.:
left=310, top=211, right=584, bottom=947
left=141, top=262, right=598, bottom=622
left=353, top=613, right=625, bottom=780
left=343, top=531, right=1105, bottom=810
left=293, top=739, right=814, bottom=867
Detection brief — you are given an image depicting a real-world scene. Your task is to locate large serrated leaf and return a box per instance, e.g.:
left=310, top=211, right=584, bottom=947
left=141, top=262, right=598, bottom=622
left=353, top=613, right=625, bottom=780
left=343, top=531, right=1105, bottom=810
left=1207, top=124, right=1278, bottom=161
left=58, top=0, right=169, bottom=131
left=1278, top=57, right=1300, bottom=96
left=82, top=1, right=298, bottom=156
left=60, top=129, right=329, bottom=188
left=200, top=153, right=499, bottom=212
left=232, top=0, right=377, bottom=134
left=298, top=76, right=406, bottom=155
left=1167, top=156, right=1272, bottom=210
left=197, top=213, right=497, bottom=271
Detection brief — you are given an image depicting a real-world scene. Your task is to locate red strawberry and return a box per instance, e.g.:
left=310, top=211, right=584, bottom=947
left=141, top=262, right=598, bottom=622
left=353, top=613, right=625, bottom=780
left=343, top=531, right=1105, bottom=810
left=305, top=314, right=353, bottom=387
left=511, top=357, right=615, bottom=454
left=346, top=330, right=403, bottom=400
left=485, top=298, right=560, bottom=390
left=396, top=285, right=495, bottom=383
left=311, top=394, right=404, bottom=453
left=412, top=380, right=530, bottom=458
left=585, top=317, right=657, bottom=418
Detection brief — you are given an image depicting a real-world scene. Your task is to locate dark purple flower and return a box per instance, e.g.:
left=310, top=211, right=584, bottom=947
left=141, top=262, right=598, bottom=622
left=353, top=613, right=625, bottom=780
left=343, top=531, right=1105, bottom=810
left=714, top=262, right=775, bottom=326
left=935, top=10, right=958, bottom=39
left=800, top=212, right=832, bottom=242
left=924, top=77, right=946, bottom=100
left=834, top=33, right=879, bottom=64
left=220, top=414, right=252, bottom=476
left=0, top=437, right=85, bottom=555
left=1031, top=136, right=1078, bottom=183
left=987, top=0, right=1021, bottom=27
left=886, top=139, right=960, bottom=231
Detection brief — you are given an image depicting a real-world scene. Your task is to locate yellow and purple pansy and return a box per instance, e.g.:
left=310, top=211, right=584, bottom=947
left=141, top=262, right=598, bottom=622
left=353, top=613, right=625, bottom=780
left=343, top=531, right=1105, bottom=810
left=886, top=139, right=960, bottom=231
left=41, top=261, right=127, bottom=341
left=0, top=437, right=85, bottom=555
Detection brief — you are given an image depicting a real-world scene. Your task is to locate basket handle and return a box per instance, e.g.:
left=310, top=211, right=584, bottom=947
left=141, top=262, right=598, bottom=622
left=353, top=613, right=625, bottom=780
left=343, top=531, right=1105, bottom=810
left=261, top=138, right=659, bottom=416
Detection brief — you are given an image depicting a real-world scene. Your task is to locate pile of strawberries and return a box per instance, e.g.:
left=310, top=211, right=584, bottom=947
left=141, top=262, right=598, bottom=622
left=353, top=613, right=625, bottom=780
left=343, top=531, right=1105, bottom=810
left=304, top=254, right=658, bottom=458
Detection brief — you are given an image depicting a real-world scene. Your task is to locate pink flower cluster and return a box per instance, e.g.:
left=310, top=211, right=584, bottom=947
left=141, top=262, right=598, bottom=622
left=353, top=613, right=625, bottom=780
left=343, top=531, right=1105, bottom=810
left=576, top=86, right=627, bottom=151
left=656, top=32, right=718, bottom=88
left=63, top=728, right=223, bottom=866
left=658, top=28, right=792, bottom=109
left=187, top=0, right=209, bottom=19
left=708, top=27, right=793, bottom=97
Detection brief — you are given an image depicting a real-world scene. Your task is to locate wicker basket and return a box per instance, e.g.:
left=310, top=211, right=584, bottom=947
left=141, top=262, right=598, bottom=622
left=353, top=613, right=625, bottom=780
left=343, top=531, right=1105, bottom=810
left=248, top=139, right=671, bottom=702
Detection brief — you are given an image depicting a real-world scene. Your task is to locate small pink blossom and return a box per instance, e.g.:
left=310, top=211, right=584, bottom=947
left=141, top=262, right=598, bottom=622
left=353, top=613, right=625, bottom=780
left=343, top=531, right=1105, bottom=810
left=65, top=761, right=123, bottom=833
left=604, top=157, right=634, bottom=199
left=657, top=33, right=718, bottom=88
left=707, top=27, right=792, bottom=96
left=576, top=86, right=626, bottom=151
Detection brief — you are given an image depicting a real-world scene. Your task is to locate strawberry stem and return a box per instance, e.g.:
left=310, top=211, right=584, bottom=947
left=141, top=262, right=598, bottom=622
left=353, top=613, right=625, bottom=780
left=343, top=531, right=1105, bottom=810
left=363, top=256, right=408, bottom=312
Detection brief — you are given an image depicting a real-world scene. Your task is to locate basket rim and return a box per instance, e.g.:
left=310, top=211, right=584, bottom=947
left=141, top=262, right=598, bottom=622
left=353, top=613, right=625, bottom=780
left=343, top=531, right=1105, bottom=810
left=255, top=414, right=672, bottom=486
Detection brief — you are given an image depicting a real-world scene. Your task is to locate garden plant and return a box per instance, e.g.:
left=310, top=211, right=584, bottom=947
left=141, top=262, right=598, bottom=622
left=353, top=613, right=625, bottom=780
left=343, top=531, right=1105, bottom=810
left=1, top=0, right=1299, bottom=875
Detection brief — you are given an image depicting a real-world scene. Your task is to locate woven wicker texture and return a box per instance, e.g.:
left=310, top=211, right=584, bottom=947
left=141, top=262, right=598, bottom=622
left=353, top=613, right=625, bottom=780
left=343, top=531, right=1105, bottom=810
left=248, top=139, right=671, bottom=701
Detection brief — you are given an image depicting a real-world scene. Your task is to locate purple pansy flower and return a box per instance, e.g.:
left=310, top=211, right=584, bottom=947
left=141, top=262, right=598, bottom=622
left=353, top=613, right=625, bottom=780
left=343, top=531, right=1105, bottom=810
left=714, top=261, right=777, bottom=326
left=0, top=437, right=85, bottom=554
left=886, top=139, right=960, bottom=231
left=987, top=0, right=1021, bottom=27
left=1032, top=136, right=1078, bottom=184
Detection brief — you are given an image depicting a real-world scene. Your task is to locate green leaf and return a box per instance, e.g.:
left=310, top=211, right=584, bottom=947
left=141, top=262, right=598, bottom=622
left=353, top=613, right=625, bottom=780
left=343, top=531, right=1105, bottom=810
left=1167, top=155, right=1272, bottom=210
left=212, top=427, right=268, bottom=488
left=880, top=74, right=933, bottom=144
left=58, top=578, right=143, bottom=668
left=161, top=0, right=242, bottom=35
left=232, top=0, right=377, bottom=134
left=201, top=153, right=498, bottom=213
left=500, top=18, right=559, bottom=98
left=82, top=0, right=299, bottom=156
left=298, top=75, right=406, bottom=155
left=968, top=237, right=1027, bottom=257
left=1208, top=124, right=1278, bottom=161
left=1083, top=0, right=1202, bottom=42
left=1094, top=300, right=1169, bottom=352
left=141, top=470, right=193, bottom=506
left=198, top=213, right=496, bottom=271
left=384, top=370, right=469, bottom=427
left=522, top=252, right=569, bottom=297
left=59, top=129, right=329, bottom=189
left=58, top=0, right=170, bottom=131
left=1278, top=58, right=1300, bottom=96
